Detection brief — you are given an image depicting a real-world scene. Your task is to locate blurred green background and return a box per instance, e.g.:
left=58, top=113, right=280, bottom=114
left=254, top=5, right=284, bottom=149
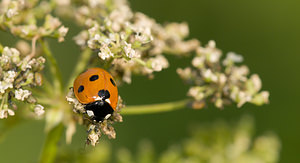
left=0, top=0, right=299, bottom=162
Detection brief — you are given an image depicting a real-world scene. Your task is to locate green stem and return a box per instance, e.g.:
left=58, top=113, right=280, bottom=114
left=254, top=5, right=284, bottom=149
left=39, top=123, right=64, bottom=163
left=39, top=39, right=63, bottom=93
left=133, top=58, right=147, bottom=67
left=121, top=99, right=191, bottom=115
left=0, top=92, right=8, bottom=110
left=65, top=48, right=92, bottom=90
left=0, top=43, right=3, bottom=52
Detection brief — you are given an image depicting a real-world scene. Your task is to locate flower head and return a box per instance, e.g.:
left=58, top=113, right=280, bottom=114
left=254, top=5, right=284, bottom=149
left=178, top=41, right=269, bottom=109
left=0, top=46, right=45, bottom=119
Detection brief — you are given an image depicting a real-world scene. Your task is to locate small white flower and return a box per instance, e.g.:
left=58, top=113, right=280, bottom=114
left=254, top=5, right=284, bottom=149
left=0, top=81, right=13, bottom=94
left=6, top=8, right=18, bottom=18
left=87, top=39, right=97, bottom=49
left=45, top=15, right=61, bottom=30
left=197, top=40, right=221, bottom=63
left=150, top=55, right=169, bottom=72
left=3, top=47, right=12, bottom=57
left=94, top=34, right=101, bottom=41
left=123, top=42, right=137, bottom=58
left=58, top=26, right=69, bottom=42
left=58, top=26, right=69, bottom=37
left=250, top=74, right=262, bottom=92
left=88, top=24, right=99, bottom=36
left=223, top=52, right=244, bottom=66
left=177, top=67, right=192, bottom=80
left=34, top=104, right=45, bottom=117
left=4, top=70, right=16, bottom=83
left=0, top=108, right=15, bottom=119
left=98, top=46, right=114, bottom=60
left=188, top=87, right=205, bottom=101
left=109, top=33, right=117, bottom=42
left=202, top=69, right=218, bottom=82
left=37, top=56, right=46, bottom=64
left=132, top=27, right=153, bottom=44
left=74, top=31, right=88, bottom=47
left=218, top=73, right=227, bottom=85
left=192, top=56, right=205, bottom=68
left=165, top=22, right=189, bottom=38
left=209, top=51, right=221, bottom=63
left=0, top=55, right=10, bottom=63
left=15, top=89, right=31, bottom=101
left=237, top=91, right=252, bottom=108
left=66, top=88, right=85, bottom=113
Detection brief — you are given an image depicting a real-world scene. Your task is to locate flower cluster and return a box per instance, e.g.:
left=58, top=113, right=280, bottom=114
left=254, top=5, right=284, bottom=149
left=177, top=41, right=269, bottom=108
left=157, top=116, right=280, bottom=163
left=62, top=0, right=198, bottom=84
left=61, top=0, right=199, bottom=144
left=0, top=45, right=45, bottom=119
left=0, top=0, right=68, bottom=41
left=66, top=88, right=124, bottom=146
left=55, top=116, right=281, bottom=163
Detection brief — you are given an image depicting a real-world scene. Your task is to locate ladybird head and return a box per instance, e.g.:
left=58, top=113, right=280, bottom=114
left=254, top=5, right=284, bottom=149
left=85, top=100, right=114, bottom=122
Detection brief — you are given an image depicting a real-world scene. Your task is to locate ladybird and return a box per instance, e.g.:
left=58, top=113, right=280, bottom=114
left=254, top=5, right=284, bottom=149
left=73, top=68, right=118, bottom=122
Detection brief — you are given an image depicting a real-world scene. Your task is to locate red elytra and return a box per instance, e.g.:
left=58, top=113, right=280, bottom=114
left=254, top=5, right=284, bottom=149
left=73, top=68, right=118, bottom=111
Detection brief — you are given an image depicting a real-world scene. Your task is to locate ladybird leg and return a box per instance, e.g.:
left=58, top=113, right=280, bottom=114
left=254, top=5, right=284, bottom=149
left=87, top=124, right=95, bottom=133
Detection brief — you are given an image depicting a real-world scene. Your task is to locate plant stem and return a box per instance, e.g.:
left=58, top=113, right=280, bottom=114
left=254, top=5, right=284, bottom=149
left=0, top=43, right=3, bottom=52
left=65, top=48, right=92, bottom=90
left=121, top=99, right=191, bottom=115
left=39, top=123, right=64, bottom=163
left=133, top=58, right=147, bottom=67
left=39, top=39, right=63, bottom=93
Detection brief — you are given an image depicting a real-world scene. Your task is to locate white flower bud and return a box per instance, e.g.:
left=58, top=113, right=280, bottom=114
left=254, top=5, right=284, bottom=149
left=202, top=69, right=218, bottom=82
left=0, top=108, right=15, bottom=119
left=98, top=46, right=114, bottom=60
left=15, top=89, right=31, bottom=101
left=123, top=42, right=137, bottom=58
left=150, top=55, right=169, bottom=72
left=192, top=56, right=205, bottom=68
left=223, top=52, right=244, bottom=66
left=34, top=104, right=45, bottom=117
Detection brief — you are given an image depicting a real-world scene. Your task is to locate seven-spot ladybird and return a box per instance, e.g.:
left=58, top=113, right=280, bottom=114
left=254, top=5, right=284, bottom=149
left=73, top=68, right=118, bottom=122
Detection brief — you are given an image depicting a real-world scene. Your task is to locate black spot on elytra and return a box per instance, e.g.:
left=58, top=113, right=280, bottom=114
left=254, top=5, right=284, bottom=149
left=78, top=85, right=84, bottom=93
left=98, top=89, right=110, bottom=99
left=89, top=75, right=99, bottom=81
left=110, top=78, right=116, bottom=86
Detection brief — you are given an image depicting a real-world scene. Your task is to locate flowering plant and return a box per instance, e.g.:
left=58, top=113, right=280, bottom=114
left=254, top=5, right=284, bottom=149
left=0, top=0, right=274, bottom=162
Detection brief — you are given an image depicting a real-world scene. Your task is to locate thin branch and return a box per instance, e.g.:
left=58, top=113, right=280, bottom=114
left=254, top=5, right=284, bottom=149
left=121, top=99, right=191, bottom=115
left=39, top=39, right=63, bottom=93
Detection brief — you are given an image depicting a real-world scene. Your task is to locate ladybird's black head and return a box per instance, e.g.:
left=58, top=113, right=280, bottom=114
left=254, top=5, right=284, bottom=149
left=85, top=100, right=114, bottom=122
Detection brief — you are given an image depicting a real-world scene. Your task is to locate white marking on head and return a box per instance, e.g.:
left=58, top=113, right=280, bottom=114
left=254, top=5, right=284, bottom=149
left=105, top=98, right=111, bottom=104
left=94, top=96, right=102, bottom=101
left=105, top=114, right=111, bottom=120
left=86, top=110, right=94, bottom=117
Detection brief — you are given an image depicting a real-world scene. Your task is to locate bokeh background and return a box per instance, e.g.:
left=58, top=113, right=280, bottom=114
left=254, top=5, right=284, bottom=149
left=0, top=0, right=299, bottom=162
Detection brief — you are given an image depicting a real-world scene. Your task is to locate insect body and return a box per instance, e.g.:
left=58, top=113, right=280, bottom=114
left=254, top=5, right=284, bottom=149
left=73, top=68, right=118, bottom=122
